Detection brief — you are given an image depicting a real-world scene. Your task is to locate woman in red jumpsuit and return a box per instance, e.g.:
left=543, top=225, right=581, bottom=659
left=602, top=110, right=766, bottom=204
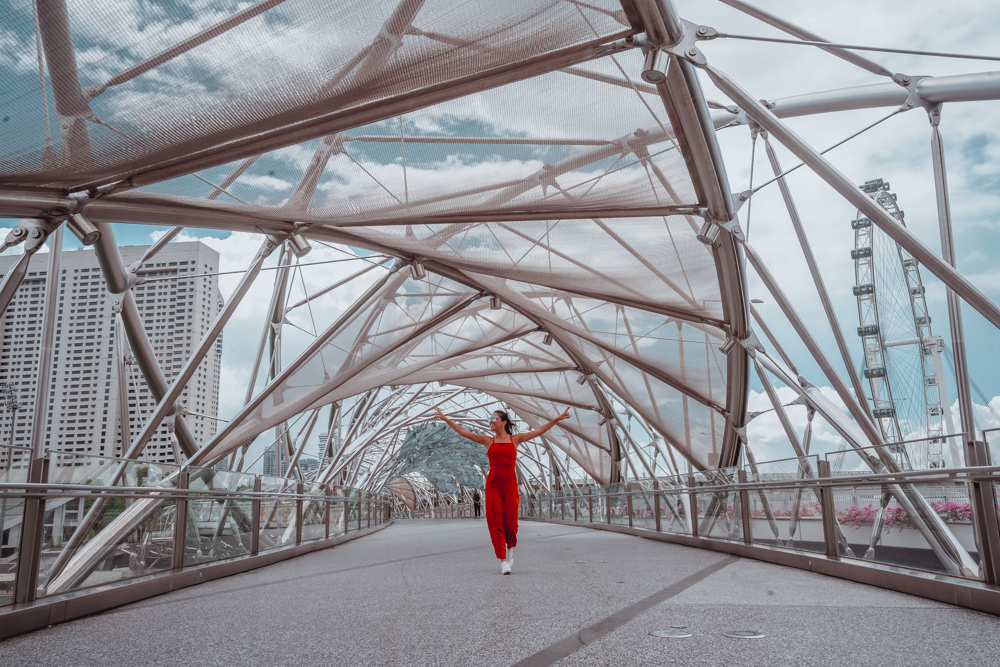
left=435, top=406, right=570, bottom=574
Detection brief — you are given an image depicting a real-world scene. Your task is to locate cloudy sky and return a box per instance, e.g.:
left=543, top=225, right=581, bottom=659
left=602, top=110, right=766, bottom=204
left=3, top=0, right=1000, bottom=472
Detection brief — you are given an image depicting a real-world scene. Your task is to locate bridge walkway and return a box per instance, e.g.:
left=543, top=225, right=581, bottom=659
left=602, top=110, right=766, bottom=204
left=3, top=519, right=999, bottom=666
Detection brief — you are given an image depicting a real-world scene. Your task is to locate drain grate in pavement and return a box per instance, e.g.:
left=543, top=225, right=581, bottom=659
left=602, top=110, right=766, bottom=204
left=723, top=630, right=766, bottom=639
left=649, top=629, right=692, bottom=638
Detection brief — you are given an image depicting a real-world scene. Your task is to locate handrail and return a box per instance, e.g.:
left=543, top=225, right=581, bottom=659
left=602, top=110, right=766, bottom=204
left=524, top=466, right=1000, bottom=497
left=0, top=482, right=388, bottom=503
left=524, top=459, right=1000, bottom=592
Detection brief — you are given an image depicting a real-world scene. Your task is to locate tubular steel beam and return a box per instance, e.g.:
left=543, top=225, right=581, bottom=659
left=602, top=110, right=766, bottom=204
left=35, top=0, right=93, bottom=162
left=187, top=270, right=404, bottom=467
left=930, top=117, right=1000, bottom=583
left=762, top=136, right=870, bottom=420
left=124, top=237, right=278, bottom=464
left=753, top=349, right=979, bottom=577
left=706, top=63, right=1000, bottom=333
left=717, top=0, right=893, bottom=78
left=74, top=35, right=638, bottom=192
left=744, top=242, right=881, bottom=445
left=930, top=121, right=975, bottom=443
left=636, top=1, right=746, bottom=469
left=29, top=224, right=63, bottom=457
left=88, top=0, right=289, bottom=99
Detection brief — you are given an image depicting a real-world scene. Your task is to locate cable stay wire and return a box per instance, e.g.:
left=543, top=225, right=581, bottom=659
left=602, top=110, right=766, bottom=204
left=751, top=108, right=903, bottom=195
left=714, top=33, right=1000, bottom=63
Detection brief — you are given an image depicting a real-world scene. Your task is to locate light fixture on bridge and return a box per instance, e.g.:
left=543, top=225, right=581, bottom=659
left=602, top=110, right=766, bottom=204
left=598, top=414, right=607, bottom=426
left=66, top=213, right=101, bottom=246
left=696, top=220, right=720, bottom=245
left=575, top=371, right=589, bottom=385
left=490, top=295, right=502, bottom=310
left=542, top=332, right=553, bottom=346
left=288, top=232, right=312, bottom=258
left=718, top=336, right=738, bottom=355
left=641, top=50, right=669, bottom=84
left=410, top=260, right=426, bottom=280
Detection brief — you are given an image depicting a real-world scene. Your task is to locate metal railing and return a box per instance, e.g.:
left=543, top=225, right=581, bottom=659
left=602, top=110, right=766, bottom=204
left=522, top=456, right=1000, bottom=589
left=0, top=446, right=389, bottom=609
left=394, top=502, right=478, bottom=520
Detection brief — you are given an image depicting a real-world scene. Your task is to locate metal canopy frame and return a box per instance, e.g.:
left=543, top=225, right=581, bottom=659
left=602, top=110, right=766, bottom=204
left=2, top=0, right=1000, bottom=597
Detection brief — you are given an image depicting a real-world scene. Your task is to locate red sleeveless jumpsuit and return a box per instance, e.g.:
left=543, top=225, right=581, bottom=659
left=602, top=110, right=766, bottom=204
left=485, top=436, right=518, bottom=560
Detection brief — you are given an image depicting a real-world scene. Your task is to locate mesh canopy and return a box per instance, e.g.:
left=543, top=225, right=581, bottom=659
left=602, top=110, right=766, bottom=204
left=0, top=0, right=631, bottom=186
left=1, top=0, right=744, bottom=486
left=386, top=477, right=417, bottom=510
left=391, top=423, right=488, bottom=493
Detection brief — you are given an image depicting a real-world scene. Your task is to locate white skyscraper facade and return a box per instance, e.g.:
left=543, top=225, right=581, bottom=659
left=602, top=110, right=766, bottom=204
left=0, top=241, right=223, bottom=464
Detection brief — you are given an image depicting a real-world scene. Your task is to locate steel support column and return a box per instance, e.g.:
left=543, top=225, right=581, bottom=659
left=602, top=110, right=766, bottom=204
left=172, top=471, right=190, bottom=571
left=12, top=456, right=47, bottom=604
left=816, top=459, right=839, bottom=560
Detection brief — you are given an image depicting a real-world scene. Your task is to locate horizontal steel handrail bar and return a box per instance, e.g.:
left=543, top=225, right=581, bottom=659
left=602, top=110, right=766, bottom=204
left=529, top=467, right=1000, bottom=499
left=823, top=431, right=971, bottom=459
left=0, top=482, right=389, bottom=503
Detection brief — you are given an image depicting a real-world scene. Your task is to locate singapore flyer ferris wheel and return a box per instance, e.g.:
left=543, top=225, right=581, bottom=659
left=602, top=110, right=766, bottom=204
left=851, top=178, right=961, bottom=470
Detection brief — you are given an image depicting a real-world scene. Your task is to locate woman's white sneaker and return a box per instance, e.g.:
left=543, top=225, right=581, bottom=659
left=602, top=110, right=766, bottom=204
left=501, top=560, right=512, bottom=575
left=506, top=547, right=514, bottom=568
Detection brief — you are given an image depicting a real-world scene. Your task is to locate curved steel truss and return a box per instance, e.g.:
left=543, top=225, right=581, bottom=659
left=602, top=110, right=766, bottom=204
left=2, top=0, right=1000, bottom=597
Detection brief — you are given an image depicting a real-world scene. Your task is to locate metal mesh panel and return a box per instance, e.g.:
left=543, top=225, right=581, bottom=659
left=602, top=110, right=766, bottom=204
left=0, top=0, right=631, bottom=186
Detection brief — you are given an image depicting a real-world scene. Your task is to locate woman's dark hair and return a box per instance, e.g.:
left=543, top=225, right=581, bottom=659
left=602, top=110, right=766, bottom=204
left=493, top=410, right=516, bottom=435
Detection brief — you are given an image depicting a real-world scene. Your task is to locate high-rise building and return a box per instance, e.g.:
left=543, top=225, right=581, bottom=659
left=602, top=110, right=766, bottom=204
left=0, top=241, right=223, bottom=464
left=262, top=444, right=287, bottom=477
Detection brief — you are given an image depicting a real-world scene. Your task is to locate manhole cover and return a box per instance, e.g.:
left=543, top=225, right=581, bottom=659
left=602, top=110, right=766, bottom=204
left=723, top=630, right=766, bottom=639
left=649, top=629, right=693, bottom=638
left=571, top=560, right=589, bottom=563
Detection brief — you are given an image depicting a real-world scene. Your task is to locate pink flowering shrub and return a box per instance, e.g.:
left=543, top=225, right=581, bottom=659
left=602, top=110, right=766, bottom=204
left=750, top=502, right=821, bottom=519
left=930, top=501, right=973, bottom=522
left=659, top=504, right=686, bottom=518
left=836, top=501, right=975, bottom=532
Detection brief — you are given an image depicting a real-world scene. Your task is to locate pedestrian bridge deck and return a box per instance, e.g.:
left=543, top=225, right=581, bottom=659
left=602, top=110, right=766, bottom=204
left=4, top=519, right=1000, bottom=666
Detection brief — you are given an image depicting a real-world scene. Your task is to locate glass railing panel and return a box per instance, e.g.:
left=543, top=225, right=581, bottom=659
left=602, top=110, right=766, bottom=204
left=630, top=484, right=657, bottom=532
left=362, top=491, right=373, bottom=529
left=0, top=445, right=31, bottom=606
left=984, top=428, right=1000, bottom=466
left=327, top=486, right=346, bottom=537
left=607, top=484, right=628, bottom=527
left=38, top=491, right=177, bottom=595
left=552, top=490, right=565, bottom=520
left=656, top=476, right=691, bottom=535
left=746, top=456, right=824, bottom=554
left=693, top=468, right=742, bottom=542
left=565, top=488, right=581, bottom=522
left=258, top=475, right=296, bottom=552
left=36, top=453, right=180, bottom=595
left=831, top=479, right=979, bottom=575
left=593, top=487, right=607, bottom=524
left=186, top=467, right=255, bottom=565
left=658, top=491, right=691, bottom=535
left=347, top=489, right=362, bottom=531
left=536, top=493, right=548, bottom=519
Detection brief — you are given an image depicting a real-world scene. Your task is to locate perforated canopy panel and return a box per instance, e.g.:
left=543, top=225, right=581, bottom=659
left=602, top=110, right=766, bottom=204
left=0, top=0, right=746, bottom=488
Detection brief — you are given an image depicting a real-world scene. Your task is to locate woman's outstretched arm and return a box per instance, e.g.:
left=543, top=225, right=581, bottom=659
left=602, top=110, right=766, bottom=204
left=514, top=407, right=571, bottom=445
left=434, top=407, right=492, bottom=447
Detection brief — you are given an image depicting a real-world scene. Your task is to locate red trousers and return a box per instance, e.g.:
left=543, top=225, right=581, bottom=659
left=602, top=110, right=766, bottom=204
left=485, top=477, right=518, bottom=559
